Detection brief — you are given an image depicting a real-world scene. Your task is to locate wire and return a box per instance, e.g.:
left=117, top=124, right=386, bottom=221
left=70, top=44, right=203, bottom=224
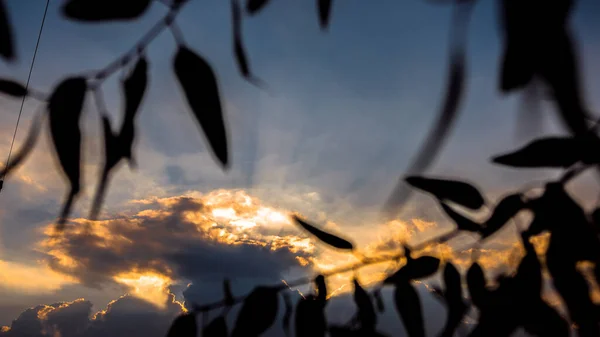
left=2, top=0, right=50, bottom=182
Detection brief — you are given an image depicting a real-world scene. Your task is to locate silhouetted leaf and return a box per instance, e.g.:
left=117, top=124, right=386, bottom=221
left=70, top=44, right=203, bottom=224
left=203, top=316, right=227, bottom=337
left=89, top=115, right=120, bottom=220
left=0, top=109, right=44, bottom=178
left=491, top=137, right=581, bottom=168
left=282, top=292, right=292, bottom=337
left=292, top=215, right=354, bottom=250
left=231, top=0, right=265, bottom=88
left=0, top=78, right=26, bottom=97
left=246, top=0, right=270, bottom=14
left=167, top=313, right=197, bottom=337
left=480, top=193, right=524, bottom=239
left=174, top=46, right=229, bottom=168
left=405, top=176, right=484, bottom=210
left=232, top=286, right=278, bottom=337
left=439, top=202, right=481, bottom=233
left=394, top=280, right=425, bottom=337
left=438, top=263, right=468, bottom=337
left=373, top=289, right=384, bottom=313
left=295, top=275, right=327, bottom=337
left=315, top=275, right=327, bottom=303
left=385, top=256, right=440, bottom=283
left=119, top=56, right=148, bottom=166
left=48, top=77, right=87, bottom=228
left=466, top=263, right=486, bottom=308
left=353, top=279, right=376, bottom=331
left=318, top=0, right=332, bottom=30
left=0, top=0, right=13, bottom=61
left=62, top=0, right=151, bottom=21
left=223, top=279, right=234, bottom=307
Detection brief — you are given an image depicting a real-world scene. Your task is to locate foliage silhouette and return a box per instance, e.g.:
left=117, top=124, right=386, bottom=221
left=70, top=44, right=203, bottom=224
left=1, top=0, right=600, bottom=336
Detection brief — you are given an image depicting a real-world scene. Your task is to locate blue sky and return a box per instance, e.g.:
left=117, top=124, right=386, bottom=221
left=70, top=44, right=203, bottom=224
left=0, top=0, right=600, bottom=335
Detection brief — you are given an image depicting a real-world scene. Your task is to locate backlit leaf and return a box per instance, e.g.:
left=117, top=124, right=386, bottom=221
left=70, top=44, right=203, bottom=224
left=48, top=77, right=87, bottom=228
left=292, top=215, right=354, bottom=250
left=232, top=286, right=279, bottom=337
left=0, top=0, right=14, bottom=61
left=62, top=0, right=151, bottom=21
left=394, top=280, right=425, bottom=337
left=492, top=137, right=583, bottom=168
left=166, top=313, right=197, bottom=337
left=405, top=176, right=484, bottom=210
left=174, top=46, right=229, bottom=168
left=0, top=78, right=26, bottom=97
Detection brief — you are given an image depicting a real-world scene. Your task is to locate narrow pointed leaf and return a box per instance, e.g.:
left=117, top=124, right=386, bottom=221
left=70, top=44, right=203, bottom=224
left=232, top=286, right=278, bottom=337
left=353, top=279, right=376, bottom=330
left=439, top=202, right=481, bottom=232
left=466, top=263, right=486, bottom=308
left=480, top=193, right=524, bottom=238
left=174, top=46, right=229, bottom=168
left=491, top=137, right=582, bottom=168
left=48, top=77, right=87, bottom=227
left=223, top=279, right=234, bottom=307
left=442, top=263, right=462, bottom=302
left=0, top=109, right=44, bottom=178
left=438, top=263, right=468, bottom=337
left=318, top=0, right=332, bottom=30
left=394, top=280, right=425, bottom=337
left=246, top=0, right=271, bottom=14
left=385, top=256, right=440, bottom=283
left=0, top=78, right=26, bottom=97
left=62, top=0, right=151, bottom=21
left=405, top=176, right=484, bottom=210
left=292, top=215, right=353, bottom=250
left=167, top=313, right=197, bottom=337
left=281, top=292, right=292, bottom=336
left=203, top=316, right=227, bottom=337
left=232, top=0, right=249, bottom=78
left=0, top=0, right=14, bottom=61
left=89, top=115, right=120, bottom=220
left=119, top=56, right=148, bottom=164
left=315, top=275, right=327, bottom=303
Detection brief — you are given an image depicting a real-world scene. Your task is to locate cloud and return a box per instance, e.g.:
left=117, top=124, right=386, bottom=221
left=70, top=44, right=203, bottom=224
left=0, top=260, right=76, bottom=295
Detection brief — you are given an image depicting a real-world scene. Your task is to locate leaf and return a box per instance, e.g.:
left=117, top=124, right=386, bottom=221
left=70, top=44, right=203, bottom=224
left=0, top=109, right=44, bottom=178
left=203, top=316, right=227, bottom=337
left=385, top=256, right=440, bottom=284
left=491, top=137, right=582, bottom=168
left=166, top=313, right=197, bottom=337
left=438, top=263, right=468, bottom=337
left=89, top=115, right=120, bottom=221
left=353, top=278, right=377, bottom=331
left=317, top=0, right=332, bottom=30
left=439, top=202, right=481, bottom=233
left=62, top=0, right=151, bottom=21
left=442, top=263, right=462, bottom=302
left=295, top=276, right=327, bottom=337
left=373, top=289, right=384, bottom=313
left=223, top=279, right=234, bottom=307
left=405, top=176, right=484, bottom=210
left=0, top=0, right=14, bottom=61
left=48, top=77, right=87, bottom=228
left=480, top=193, right=524, bottom=239
left=174, top=46, right=229, bottom=168
left=119, top=56, right=148, bottom=166
left=246, top=0, right=271, bottom=14
left=281, top=292, right=292, bottom=337
left=383, top=1, right=473, bottom=218
left=466, top=263, right=486, bottom=308
left=232, top=286, right=279, bottom=337
left=499, top=41, right=534, bottom=93
left=292, top=215, right=353, bottom=250
left=0, top=78, right=26, bottom=97
left=394, top=280, right=425, bottom=337
left=315, top=275, right=327, bottom=303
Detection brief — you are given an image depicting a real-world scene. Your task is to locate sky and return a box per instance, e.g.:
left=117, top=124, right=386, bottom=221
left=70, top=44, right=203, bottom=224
left=0, top=0, right=600, bottom=336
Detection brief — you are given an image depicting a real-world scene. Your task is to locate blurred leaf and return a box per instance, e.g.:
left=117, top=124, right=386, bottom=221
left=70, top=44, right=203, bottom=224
left=232, top=286, right=279, bottom=337
left=62, top=0, right=151, bottom=21
left=0, top=109, right=44, bottom=178
left=231, top=0, right=265, bottom=88
left=282, top=292, right=292, bottom=337
left=0, top=78, right=26, bottom=97
left=394, top=280, right=425, bottom=337
left=119, top=56, right=148, bottom=166
left=0, top=0, right=13, bottom=61
left=439, top=202, right=481, bottom=233
left=89, top=114, right=120, bottom=220
left=466, top=263, right=486, bottom=308
left=353, top=278, right=377, bottom=331
left=373, top=289, right=384, bottom=313
left=480, top=193, right=525, bottom=239
left=223, top=279, right=234, bottom=307
left=438, top=263, right=468, bottom=337
left=292, top=215, right=354, bottom=250
left=317, top=0, right=332, bottom=30
left=174, top=46, right=229, bottom=168
left=246, top=0, right=271, bottom=14
left=405, top=176, right=485, bottom=210
left=499, top=41, right=534, bottom=92
left=295, top=276, right=327, bottom=337
left=48, top=77, right=87, bottom=228
left=166, top=313, right=197, bottom=337
left=491, top=137, right=582, bottom=168
left=385, top=256, right=440, bottom=284
left=203, top=316, right=227, bottom=337
left=315, top=275, right=327, bottom=303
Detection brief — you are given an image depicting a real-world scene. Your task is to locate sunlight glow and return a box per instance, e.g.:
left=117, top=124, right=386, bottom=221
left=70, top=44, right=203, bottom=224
left=113, top=271, right=173, bottom=309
